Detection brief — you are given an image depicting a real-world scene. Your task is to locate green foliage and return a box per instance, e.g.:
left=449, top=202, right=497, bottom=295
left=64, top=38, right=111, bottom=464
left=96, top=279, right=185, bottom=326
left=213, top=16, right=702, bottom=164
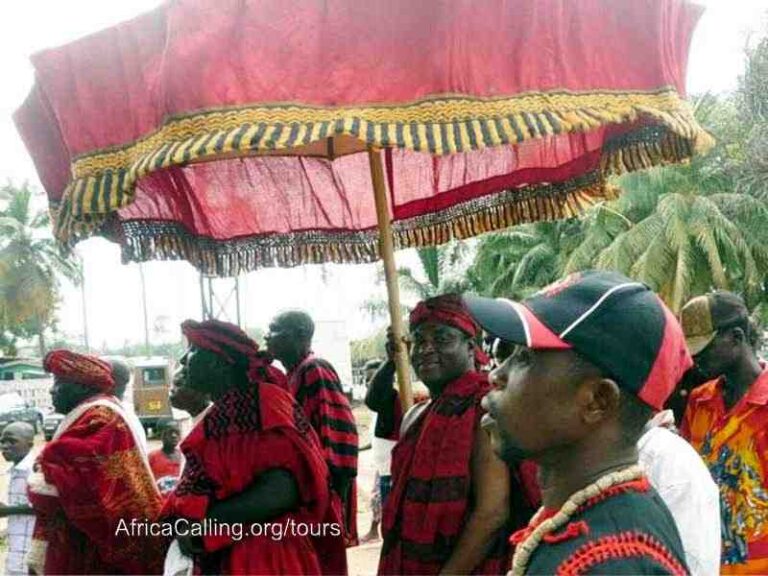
left=0, top=182, right=80, bottom=356
left=396, top=244, right=473, bottom=300
left=350, top=327, right=387, bottom=366
left=361, top=243, right=472, bottom=323
left=466, top=41, right=768, bottom=315
left=736, top=36, right=768, bottom=200
left=467, top=220, right=583, bottom=299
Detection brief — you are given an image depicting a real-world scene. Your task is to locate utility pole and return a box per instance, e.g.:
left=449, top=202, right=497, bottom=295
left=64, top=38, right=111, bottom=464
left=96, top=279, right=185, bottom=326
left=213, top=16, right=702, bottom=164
left=78, top=253, right=90, bottom=352
left=138, top=263, right=151, bottom=356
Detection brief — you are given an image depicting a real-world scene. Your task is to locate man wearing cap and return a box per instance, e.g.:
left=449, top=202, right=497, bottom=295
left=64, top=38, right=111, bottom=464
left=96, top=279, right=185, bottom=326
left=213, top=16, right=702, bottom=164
left=680, top=291, right=768, bottom=574
left=466, top=270, right=691, bottom=575
left=27, top=349, right=167, bottom=575
left=377, top=294, right=520, bottom=576
left=162, top=319, right=347, bottom=575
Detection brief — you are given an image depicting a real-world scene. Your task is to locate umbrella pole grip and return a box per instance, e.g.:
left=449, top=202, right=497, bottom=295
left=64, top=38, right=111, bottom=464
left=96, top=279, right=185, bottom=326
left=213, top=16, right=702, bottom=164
left=368, top=146, right=413, bottom=412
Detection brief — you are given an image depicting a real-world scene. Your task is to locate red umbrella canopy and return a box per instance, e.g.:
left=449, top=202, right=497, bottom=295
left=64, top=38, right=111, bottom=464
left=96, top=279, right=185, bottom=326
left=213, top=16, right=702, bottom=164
left=15, top=0, right=711, bottom=276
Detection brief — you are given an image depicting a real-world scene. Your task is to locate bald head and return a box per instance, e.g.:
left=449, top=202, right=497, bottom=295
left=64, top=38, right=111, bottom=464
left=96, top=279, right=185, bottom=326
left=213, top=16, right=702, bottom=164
left=104, top=358, right=132, bottom=400
left=266, top=310, right=316, bottom=368
left=3, top=422, right=34, bottom=442
left=275, top=311, right=315, bottom=341
left=1, top=422, right=34, bottom=464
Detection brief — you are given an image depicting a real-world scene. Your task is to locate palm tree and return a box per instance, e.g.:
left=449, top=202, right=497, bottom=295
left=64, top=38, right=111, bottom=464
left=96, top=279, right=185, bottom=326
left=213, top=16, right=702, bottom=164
left=467, top=219, right=583, bottom=299
left=737, top=36, right=768, bottom=200
left=360, top=243, right=472, bottom=322
left=397, top=243, right=473, bottom=299
left=567, top=172, right=768, bottom=311
left=561, top=92, right=768, bottom=312
left=0, top=182, right=80, bottom=357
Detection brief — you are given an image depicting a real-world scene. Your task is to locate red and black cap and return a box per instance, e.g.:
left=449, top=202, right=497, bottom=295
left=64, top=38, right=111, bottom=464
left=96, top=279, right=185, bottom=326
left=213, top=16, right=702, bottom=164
left=463, top=270, right=692, bottom=410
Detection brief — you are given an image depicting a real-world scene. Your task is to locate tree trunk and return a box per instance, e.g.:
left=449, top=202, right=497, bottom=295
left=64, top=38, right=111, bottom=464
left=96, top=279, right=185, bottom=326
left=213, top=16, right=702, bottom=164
left=37, top=330, right=46, bottom=359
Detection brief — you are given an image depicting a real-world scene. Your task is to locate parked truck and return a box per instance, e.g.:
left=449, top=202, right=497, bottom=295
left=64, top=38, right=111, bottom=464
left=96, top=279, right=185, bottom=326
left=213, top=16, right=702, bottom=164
left=132, top=356, right=174, bottom=434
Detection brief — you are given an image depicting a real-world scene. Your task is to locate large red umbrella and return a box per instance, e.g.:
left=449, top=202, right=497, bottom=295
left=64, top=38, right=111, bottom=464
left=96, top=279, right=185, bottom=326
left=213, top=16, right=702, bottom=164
left=15, top=0, right=710, bottom=408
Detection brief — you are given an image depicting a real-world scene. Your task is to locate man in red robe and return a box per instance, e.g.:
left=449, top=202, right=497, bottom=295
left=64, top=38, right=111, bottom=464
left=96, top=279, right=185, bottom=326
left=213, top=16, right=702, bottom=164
left=163, top=319, right=347, bottom=575
left=266, top=310, right=359, bottom=546
left=378, top=294, right=522, bottom=575
left=27, top=350, right=167, bottom=575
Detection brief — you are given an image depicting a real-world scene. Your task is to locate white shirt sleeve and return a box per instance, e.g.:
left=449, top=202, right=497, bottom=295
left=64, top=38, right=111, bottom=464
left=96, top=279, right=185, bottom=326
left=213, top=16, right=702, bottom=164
left=638, top=426, right=721, bottom=576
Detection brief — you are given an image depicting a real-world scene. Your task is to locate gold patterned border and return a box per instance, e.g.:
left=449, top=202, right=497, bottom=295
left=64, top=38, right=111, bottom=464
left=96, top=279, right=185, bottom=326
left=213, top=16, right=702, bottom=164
left=51, top=122, right=699, bottom=272
left=55, top=89, right=712, bottom=227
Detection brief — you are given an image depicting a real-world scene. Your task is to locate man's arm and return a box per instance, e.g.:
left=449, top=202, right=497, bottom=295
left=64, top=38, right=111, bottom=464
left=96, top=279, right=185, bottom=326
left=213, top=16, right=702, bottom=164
left=364, top=360, right=397, bottom=412
left=207, top=468, right=299, bottom=524
left=439, top=426, right=510, bottom=575
left=0, top=504, right=34, bottom=516
left=178, top=468, right=300, bottom=556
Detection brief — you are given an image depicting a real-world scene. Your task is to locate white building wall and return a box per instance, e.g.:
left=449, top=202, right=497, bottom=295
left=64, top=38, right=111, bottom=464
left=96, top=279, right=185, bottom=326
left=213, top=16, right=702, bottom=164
left=0, top=378, right=52, bottom=411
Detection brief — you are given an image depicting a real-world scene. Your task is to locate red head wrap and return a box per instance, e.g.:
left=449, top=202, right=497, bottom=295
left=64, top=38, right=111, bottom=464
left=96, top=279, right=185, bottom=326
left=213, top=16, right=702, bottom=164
left=409, top=294, right=490, bottom=366
left=181, top=319, right=287, bottom=387
left=43, top=349, right=116, bottom=393
left=409, top=294, right=481, bottom=337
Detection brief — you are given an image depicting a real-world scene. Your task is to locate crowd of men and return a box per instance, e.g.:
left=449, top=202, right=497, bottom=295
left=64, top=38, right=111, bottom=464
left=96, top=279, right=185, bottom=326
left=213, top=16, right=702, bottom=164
left=1, top=269, right=767, bottom=575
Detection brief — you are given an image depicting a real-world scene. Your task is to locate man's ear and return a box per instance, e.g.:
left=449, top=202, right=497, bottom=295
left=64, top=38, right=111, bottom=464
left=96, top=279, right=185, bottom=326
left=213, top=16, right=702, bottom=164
left=579, top=377, right=621, bottom=426
left=730, top=326, right=746, bottom=345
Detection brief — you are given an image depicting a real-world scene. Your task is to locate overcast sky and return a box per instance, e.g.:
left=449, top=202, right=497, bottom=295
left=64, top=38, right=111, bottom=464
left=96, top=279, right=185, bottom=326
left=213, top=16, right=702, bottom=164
left=0, top=0, right=766, bottom=349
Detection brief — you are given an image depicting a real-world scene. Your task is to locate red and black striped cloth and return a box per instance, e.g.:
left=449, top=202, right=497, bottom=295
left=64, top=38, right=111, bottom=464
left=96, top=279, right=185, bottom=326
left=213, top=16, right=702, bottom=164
left=288, top=353, right=359, bottom=546
left=378, top=371, right=511, bottom=575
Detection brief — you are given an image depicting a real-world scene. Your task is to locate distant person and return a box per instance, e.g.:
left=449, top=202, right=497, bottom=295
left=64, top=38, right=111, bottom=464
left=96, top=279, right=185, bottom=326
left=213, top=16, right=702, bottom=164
left=360, top=358, right=385, bottom=544
left=0, top=422, right=36, bottom=576
left=266, top=310, right=359, bottom=546
left=148, top=420, right=183, bottom=495
left=680, top=291, right=768, bottom=573
left=163, top=319, right=347, bottom=575
left=27, top=350, right=166, bottom=575
left=104, top=356, right=148, bottom=454
left=638, top=409, right=721, bottom=575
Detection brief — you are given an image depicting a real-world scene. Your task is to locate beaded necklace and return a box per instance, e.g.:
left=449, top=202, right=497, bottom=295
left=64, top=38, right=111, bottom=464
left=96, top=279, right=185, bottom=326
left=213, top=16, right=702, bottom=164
left=509, top=464, right=645, bottom=576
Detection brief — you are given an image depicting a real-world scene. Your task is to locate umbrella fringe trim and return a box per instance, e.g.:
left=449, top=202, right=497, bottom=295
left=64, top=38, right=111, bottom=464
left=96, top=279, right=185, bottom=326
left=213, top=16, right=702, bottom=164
left=56, top=89, right=712, bottom=227
left=96, top=171, right=611, bottom=276
left=51, top=122, right=696, bottom=256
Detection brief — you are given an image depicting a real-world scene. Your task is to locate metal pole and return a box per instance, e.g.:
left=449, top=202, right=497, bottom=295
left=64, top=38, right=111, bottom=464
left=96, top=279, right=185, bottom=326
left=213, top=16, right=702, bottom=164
left=138, top=263, right=151, bottom=356
left=235, top=276, right=242, bottom=327
left=368, top=146, right=413, bottom=412
left=78, top=254, right=90, bottom=352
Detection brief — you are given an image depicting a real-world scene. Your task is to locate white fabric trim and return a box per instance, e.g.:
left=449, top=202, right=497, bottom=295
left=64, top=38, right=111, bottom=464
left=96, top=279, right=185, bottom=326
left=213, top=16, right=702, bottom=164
left=27, top=471, right=58, bottom=498
left=400, top=401, right=431, bottom=437
left=559, top=282, right=644, bottom=339
left=498, top=298, right=531, bottom=346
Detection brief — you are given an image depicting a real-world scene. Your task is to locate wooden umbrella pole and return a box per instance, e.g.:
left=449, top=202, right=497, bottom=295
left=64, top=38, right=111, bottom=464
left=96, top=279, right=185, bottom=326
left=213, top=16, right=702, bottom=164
left=368, top=146, right=413, bottom=412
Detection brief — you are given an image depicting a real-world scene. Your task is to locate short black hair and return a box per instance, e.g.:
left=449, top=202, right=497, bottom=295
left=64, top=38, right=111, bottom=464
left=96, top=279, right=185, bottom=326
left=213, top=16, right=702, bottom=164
left=158, top=418, right=179, bottom=432
left=572, top=352, right=653, bottom=446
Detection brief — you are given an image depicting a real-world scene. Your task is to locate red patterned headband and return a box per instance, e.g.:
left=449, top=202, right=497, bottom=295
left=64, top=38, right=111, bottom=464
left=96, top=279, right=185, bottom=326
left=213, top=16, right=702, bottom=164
left=181, top=319, right=287, bottom=387
left=43, top=349, right=116, bottom=393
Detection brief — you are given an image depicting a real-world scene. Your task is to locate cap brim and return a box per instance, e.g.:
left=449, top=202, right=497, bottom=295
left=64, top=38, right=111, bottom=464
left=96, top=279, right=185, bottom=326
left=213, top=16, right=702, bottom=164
left=463, top=295, right=571, bottom=350
left=685, top=332, right=717, bottom=356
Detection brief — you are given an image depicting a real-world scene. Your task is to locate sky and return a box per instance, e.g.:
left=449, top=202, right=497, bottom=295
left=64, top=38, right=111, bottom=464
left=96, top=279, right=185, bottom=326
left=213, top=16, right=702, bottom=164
left=0, top=0, right=766, bottom=350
